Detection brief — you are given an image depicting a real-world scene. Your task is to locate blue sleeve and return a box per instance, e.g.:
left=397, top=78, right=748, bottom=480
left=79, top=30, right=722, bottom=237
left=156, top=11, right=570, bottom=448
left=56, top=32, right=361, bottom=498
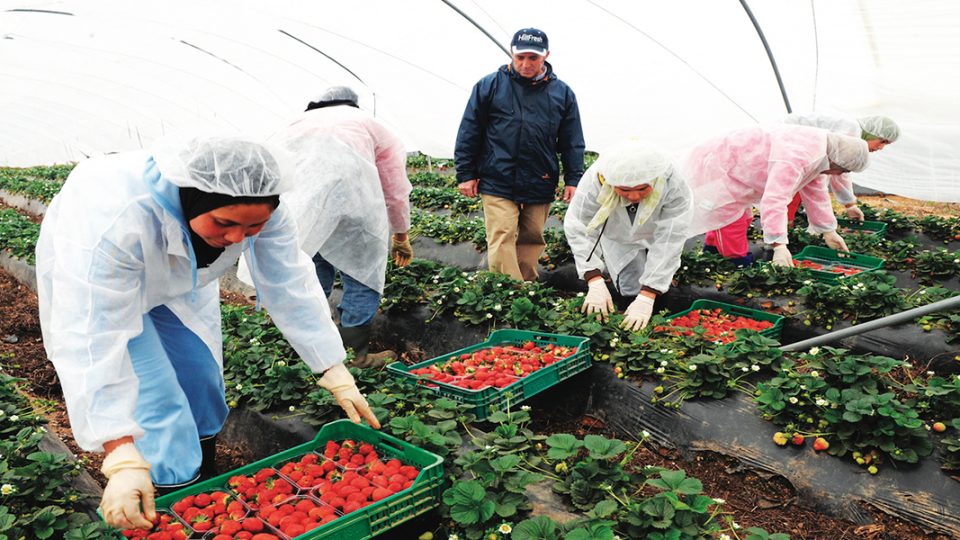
left=454, top=76, right=493, bottom=183
left=558, top=87, right=586, bottom=187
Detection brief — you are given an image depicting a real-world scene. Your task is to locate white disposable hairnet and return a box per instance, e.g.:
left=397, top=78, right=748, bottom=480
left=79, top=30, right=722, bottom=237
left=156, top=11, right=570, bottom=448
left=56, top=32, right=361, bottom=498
left=315, top=86, right=359, bottom=107
left=153, top=136, right=294, bottom=196
left=826, top=133, right=869, bottom=173
left=858, top=116, right=901, bottom=142
left=595, top=140, right=674, bottom=187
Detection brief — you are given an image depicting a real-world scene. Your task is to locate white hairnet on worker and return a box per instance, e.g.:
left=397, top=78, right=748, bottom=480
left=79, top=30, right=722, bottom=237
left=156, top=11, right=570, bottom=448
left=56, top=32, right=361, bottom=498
left=153, top=136, right=295, bottom=196
left=859, top=115, right=901, bottom=143
left=826, top=133, right=870, bottom=173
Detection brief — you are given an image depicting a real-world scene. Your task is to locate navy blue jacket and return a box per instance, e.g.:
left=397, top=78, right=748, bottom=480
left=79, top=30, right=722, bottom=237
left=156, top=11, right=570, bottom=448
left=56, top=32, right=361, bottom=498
left=454, top=62, right=585, bottom=204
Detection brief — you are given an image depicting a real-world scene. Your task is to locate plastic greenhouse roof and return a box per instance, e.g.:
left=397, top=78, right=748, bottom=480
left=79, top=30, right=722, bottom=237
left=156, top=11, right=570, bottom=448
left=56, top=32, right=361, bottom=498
left=1, top=0, right=958, bottom=201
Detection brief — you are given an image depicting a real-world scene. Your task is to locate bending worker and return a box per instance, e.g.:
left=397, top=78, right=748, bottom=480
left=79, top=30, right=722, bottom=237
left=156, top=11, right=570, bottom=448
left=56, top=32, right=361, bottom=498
left=241, top=86, right=413, bottom=368
left=684, top=125, right=869, bottom=266
left=36, top=136, right=379, bottom=530
left=783, top=113, right=900, bottom=223
left=564, top=141, right=692, bottom=331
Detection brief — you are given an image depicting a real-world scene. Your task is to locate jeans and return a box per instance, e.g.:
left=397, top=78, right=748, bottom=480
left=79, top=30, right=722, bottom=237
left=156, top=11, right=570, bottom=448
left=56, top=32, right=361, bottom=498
left=313, top=253, right=381, bottom=327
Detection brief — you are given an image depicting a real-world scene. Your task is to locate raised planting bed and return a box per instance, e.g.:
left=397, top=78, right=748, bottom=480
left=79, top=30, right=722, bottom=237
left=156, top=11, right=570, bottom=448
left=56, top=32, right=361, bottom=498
left=387, top=329, right=591, bottom=420
left=792, top=245, right=885, bottom=282
left=117, top=419, right=443, bottom=540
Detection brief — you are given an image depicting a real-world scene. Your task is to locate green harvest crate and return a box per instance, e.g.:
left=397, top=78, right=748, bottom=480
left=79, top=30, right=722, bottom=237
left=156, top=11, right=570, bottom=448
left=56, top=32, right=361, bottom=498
left=664, top=299, right=784, bottom=341
left=837, top=218, right=888, bottom=238
left=144, top=419, right=444, bottom=540
left=793, top=245, right=885, bottom=283
left=386, top=329, right=591, bottom=421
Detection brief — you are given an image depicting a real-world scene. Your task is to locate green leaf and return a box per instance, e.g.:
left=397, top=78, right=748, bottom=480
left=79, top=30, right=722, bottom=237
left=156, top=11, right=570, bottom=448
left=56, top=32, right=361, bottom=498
left=546, top=433, right=582, bottom=459
left=513, top=516, right=560, bottom=540
left=583, top=435, right=626, bottom=459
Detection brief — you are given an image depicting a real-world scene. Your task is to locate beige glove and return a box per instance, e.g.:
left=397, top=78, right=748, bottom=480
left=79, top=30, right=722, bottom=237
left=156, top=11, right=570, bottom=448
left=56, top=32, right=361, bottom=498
left=100, top=443, right=156, bottom=530
left=845, top=204, right=865, bottom=222
left=319, top=363, right=381, bottom=429
left=391, top=234, right=414, bottom=267
left=622, top=294, right=655, bottom=332
left=581, top=278, right=614, bottom=319
left=823, top=230, right=850, bottom=252
left=771, top=245, right=794, bottom=267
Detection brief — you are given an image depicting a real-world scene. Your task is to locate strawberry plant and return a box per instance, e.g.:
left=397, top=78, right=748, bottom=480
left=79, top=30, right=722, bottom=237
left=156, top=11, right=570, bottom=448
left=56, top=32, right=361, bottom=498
left=725, top=264, right=805, bottom=296
left=0, top=209, right=41, bottom=264
left=859, top=204, right=916, bottom=232
left=615, top=468, right=726, bottom=539
left=381, top=259, right=444, bottom=313
left=755, top=348, right=933, bottom=467
left=0, top=169, right=67, bottom=203
left=410, top=186, right=482, bottom=215
left=540, top=227, right=572, bottom=269
left=914, top=215, right=960, bottom=243
left=410, top=210, right=486, bottom=249
left=911, top=248, right=960, bottom=283
left=796, top=272, right=906, bottom=328
left=548, top=433, right=642, bottom=511
left=673, top=247, right=737, bottom=287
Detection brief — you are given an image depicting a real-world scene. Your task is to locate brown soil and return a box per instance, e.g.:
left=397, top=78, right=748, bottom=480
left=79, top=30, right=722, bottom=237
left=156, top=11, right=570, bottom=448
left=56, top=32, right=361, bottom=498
left=536, top=413, right=949, bottom=540
left=857, top=195, right=960, bottom=219
left=0, top=266, right=948, bottom=539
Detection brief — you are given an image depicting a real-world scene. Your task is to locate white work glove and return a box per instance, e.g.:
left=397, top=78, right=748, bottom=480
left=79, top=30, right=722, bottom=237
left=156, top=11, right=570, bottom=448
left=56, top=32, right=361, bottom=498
left=318, top=363, right=381, bottom=429
left=823, top=230, right=850, bottom=252
left=771, top=245, right=794, bottom=267
left=581, top=278, right=614, bottom=319
left=622, top=295, right=655, bottom=332
left=100, top=443, right=156, bottom=530
left=845, top=204, right=865, bottom=222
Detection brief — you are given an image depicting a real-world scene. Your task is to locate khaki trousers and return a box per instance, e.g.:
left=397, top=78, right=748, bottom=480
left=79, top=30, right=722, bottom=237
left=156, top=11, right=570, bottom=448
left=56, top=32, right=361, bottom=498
left=480, top=194, right=550, bottom=281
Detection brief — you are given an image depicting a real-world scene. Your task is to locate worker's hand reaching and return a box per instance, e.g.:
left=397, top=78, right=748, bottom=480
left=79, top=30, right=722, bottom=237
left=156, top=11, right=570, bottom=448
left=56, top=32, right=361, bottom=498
left=581, top=278, right=614, bottom=319
left=823, top=230, right=850, bottom=252
left=845, top=204, right=865, bottom=222
left=621, top=294, right=655, bottom=332
left=771, top=244, right=794, bottom=267
left=319, top=363, right=381, bottom=429
left=391, top=233, right=413, bottom=267
left=100, top=443, right=156, bottom=530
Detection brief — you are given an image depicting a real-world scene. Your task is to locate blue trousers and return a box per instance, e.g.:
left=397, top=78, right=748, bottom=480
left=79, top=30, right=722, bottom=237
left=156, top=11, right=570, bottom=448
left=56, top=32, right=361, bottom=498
left=126, top=305, right=228, bottom=486
left=313, top=253, right=381, bottom=328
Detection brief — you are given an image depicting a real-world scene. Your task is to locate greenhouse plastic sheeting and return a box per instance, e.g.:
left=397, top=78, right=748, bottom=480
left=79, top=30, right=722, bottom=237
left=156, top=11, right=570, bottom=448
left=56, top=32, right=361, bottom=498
left=1, top=1, right=959, bottom=201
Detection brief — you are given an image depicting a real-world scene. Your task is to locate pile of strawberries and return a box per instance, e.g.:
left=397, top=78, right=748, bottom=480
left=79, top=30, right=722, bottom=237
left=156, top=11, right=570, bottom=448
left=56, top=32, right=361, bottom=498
left=120, top=513, right=188, bottom=539
left=655, top=308, right=774, bottom=344
left=794, top=259, right=863, bottom=276
left=228, top=469, right=296, bottom=510
left=120, top=439, right=422, bottom=539
left=409, top=341, right=577, bottom=391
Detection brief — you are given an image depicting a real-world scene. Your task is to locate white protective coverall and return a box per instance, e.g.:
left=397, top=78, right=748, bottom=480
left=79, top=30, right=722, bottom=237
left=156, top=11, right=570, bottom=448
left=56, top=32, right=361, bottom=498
left=36, top=139, right=346, bottom=485
left=239, top=106, right=411, bottom=294
left=683, top=125, right=869, bottom=245
left=564, top=143, right=693, bottom=297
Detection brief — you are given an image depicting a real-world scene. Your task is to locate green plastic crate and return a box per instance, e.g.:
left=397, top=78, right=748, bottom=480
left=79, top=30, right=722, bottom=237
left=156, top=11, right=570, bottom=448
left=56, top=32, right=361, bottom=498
left=664, top=299, right=784, bottom=341
left=137, top=419, right=444, bottom=540
left=837, top=218, right=888, bottom=238
left=386, top=329, right=591, bottom=421
left=793, top=245, right=885, bottom=283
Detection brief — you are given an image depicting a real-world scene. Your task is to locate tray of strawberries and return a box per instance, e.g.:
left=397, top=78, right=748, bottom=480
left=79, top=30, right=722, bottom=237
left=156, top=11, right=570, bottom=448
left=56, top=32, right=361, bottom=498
left=386, top=329, right=591, bottom=420
left=116, top=419, right=443, bottom=540
left=657, top=300, right=784, bottom=344
left=792, top=245, right=885, bottom=283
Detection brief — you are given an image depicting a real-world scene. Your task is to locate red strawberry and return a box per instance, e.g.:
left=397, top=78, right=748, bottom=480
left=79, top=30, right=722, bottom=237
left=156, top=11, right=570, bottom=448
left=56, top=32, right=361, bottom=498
left=241, top=517, right=265, bottom=532
left=791, top=433, right=805, bottom=446
left=813, top=437, right=830, bottom=451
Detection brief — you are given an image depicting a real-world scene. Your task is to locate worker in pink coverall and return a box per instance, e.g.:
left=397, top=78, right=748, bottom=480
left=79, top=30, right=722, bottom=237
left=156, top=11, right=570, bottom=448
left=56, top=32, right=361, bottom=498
left=683, top=125, right=870, bottom=267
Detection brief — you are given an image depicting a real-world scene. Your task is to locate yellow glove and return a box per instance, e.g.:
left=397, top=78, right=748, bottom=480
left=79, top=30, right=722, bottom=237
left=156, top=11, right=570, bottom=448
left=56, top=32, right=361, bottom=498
left=319, top=363, right=381, bottom=429
left=391, top=234, right=413, bottom=267
left=100, top=443, right=156, bottom=530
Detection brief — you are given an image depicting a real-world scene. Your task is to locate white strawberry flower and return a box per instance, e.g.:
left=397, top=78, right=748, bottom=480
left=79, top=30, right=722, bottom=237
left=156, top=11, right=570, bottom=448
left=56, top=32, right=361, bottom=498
left=1, top=484, right=14, bottom=495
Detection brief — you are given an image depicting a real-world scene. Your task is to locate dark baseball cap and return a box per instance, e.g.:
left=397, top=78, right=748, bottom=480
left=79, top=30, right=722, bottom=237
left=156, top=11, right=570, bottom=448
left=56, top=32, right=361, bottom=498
left=511, top=28, right=548, bottom=56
